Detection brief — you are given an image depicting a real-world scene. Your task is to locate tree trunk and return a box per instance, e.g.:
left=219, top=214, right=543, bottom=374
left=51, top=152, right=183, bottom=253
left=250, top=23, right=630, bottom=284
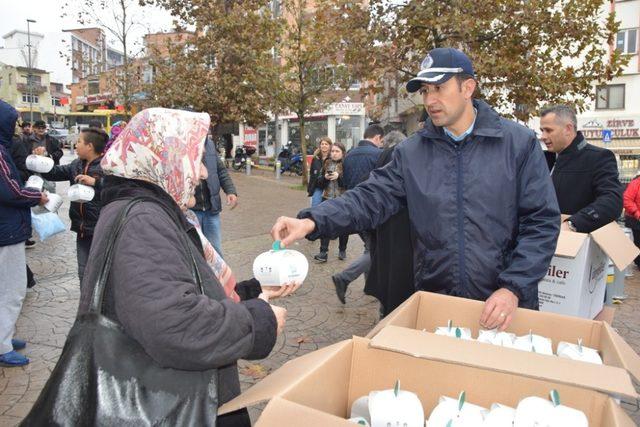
left=299, top=114, right=309, bottom=186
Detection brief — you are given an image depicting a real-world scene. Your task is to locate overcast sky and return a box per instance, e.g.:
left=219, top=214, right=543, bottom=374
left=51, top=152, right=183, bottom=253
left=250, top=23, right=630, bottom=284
left=0, top=0, right=175, bottom=85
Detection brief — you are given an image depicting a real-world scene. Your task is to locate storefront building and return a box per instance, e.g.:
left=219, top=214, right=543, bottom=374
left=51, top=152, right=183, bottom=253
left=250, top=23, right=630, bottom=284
left=255, top=102, right=366, bottom=158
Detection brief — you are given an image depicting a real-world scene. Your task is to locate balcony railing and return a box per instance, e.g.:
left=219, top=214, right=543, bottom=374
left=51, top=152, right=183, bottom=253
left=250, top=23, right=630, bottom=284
left=17, top=83, right=48, bottom=94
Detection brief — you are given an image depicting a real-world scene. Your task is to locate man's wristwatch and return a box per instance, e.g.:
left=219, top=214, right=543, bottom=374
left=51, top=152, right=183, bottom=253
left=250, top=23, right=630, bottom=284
left=566, top=220, right=576, bottom=232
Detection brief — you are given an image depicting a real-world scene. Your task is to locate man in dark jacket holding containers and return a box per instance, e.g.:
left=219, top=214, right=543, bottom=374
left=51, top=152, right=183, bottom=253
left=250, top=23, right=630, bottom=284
left=272, top=48, right=560, bottom=331
left=0, top=100, right=48, bottom=367
left=540, top=105, right=623, bottom=233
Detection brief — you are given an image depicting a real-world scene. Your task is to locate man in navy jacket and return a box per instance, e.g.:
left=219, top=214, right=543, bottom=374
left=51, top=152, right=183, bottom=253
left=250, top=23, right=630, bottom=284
left=330, top=124, right=383, bottom=303
left=0, top=100, right=47, bottom=366
left=272, top=48, right=560, bottom=331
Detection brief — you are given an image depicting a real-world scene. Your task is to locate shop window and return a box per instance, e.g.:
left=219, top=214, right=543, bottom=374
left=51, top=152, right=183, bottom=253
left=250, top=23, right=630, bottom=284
left=616, top=29, right=638, bottom=54
left=288, top=119, right=329, bottom=153
left=596, top=85, right=624, bottom=110
left=336, top=116, right=362, bottom=150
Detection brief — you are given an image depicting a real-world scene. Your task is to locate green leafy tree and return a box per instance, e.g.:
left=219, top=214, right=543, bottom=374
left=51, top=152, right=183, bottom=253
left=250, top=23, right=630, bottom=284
left=350, top=0, right=628, bottom=122
left=143, top=0, right=281, bottom=127
left=274, top=0, right=364, bottom=185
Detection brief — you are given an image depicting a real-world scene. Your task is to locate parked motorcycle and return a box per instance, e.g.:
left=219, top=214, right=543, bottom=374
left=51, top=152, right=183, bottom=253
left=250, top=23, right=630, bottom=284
left=277, top=146, right=303, bottom=176
left=232, top=145, right=257, bottom=171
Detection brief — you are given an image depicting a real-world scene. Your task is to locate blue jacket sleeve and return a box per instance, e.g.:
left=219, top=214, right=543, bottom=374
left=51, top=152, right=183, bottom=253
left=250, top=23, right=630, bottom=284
left=496, top=135, right=560, bottom=307
left=298, top=148, right=406, bottom=240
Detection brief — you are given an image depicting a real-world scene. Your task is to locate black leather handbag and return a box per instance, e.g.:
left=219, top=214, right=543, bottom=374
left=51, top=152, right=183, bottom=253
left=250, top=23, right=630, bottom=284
left=21, top=198, right=218, bottom=427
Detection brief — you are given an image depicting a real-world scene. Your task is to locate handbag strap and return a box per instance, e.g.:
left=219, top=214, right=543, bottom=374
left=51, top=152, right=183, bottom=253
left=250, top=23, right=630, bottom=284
left=89, top=197, right=204, bottom=314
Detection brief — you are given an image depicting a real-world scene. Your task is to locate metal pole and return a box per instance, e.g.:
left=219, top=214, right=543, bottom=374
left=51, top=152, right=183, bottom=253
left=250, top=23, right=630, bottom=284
left=245, top=157, right=251, bottom=176
left=276, top=160, right=281, bottom=180
left=27, top=19, right=36, bottom=123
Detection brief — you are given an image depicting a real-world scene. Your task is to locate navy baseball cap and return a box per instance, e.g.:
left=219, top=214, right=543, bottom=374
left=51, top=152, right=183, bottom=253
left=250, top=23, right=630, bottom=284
left=406, top=48, right=475, bottom=93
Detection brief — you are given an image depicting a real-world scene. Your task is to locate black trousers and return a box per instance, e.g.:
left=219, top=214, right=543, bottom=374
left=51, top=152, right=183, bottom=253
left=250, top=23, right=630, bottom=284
left=633, top=229, right=640, bottom=267
left=320, top=234, right=349, bottom=252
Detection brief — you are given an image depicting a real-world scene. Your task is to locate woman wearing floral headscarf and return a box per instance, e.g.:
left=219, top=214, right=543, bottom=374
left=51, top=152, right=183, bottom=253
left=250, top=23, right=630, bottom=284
left=78, top=108, right=286, bottom=426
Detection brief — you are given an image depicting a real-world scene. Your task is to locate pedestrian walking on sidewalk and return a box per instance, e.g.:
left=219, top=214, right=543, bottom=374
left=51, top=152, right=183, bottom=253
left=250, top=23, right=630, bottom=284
left=314, top=141, right=349, bottom=262
left=190, top=136, right=238, bottom=259
left=0, top=100, right=48, bottom=367
left=307, top=136, right=332, bottom=207
left=331, top=124, right=383, bottom=304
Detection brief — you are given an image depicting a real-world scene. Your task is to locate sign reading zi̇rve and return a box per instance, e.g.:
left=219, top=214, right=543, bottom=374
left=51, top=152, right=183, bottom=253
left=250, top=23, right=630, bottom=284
left=580, top=118, right=639, bottom=139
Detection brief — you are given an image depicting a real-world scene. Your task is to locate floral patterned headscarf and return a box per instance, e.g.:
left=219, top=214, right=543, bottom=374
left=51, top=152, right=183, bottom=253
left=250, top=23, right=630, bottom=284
left=101, top=108, right=210, bottom=208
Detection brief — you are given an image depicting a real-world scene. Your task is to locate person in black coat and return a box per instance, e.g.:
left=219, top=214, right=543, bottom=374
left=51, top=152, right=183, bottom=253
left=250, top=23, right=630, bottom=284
left=540, top=105, right=623, bottom=233
left=364, top=131, right=415, bottom=317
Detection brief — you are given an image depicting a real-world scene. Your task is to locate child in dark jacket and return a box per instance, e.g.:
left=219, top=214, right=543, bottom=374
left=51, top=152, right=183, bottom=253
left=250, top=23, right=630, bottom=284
left=41, top=128, right=108, bottom=283
left=313, top=142, right=349, bottom=262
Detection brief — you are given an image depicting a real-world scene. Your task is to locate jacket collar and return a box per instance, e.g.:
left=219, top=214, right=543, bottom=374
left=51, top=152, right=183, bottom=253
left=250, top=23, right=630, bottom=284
left=558, top=132, right=587, bottom=156
left=358, top=139, right=378, bottom=148
left=420, top=99, right=504, bottom=141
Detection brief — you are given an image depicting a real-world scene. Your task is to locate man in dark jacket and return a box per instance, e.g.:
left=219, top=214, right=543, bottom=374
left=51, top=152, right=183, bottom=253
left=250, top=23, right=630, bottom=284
left=272, top=48, right=560, bottom=331
left=342, top=124, right=383, bottom=190
left=331, top=124, right=383, bottom=303
left=29, top=120, right=64, bottom=165
left=540, top=105, right=623, bottom=233
left=41, top=127, right=107, bottom=283
left=0, top=100, right=47, bottom=367
left=191, top=137, right=238, bottom=258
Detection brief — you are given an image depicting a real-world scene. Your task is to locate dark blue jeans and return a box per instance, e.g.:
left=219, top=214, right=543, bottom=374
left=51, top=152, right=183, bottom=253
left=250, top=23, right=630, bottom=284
left=191, top=210, right=223, bottom=258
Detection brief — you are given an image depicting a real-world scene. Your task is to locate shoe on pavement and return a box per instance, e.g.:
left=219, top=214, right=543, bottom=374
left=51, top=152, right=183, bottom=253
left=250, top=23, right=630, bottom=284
left=0, top=350, right=29, bottom=367
left=314, top=252, right=328, bottom=263
left=25, top=239, right=36, bottom=249
left=332, top=274, right=347, bottom=304
left=338, top=250, right=347, bottom=260
left=12, top=339, right=26, bottom=351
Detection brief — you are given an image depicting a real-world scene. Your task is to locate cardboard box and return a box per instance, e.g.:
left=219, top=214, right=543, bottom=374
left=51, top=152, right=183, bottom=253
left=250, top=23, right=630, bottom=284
left=539, top=222, right=639, bottom=318
left=366, top=291, right=640, bottom=400
left=219, top=336, right=635, bottom=426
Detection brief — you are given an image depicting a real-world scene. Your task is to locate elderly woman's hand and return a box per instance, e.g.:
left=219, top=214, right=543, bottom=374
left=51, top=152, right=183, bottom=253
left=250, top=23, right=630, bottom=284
left=261, top=282, right=300, bottom=300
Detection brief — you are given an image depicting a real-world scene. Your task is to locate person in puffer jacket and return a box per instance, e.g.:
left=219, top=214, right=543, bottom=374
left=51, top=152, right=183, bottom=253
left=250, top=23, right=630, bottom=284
left=41, top=127, right=107, bottom=283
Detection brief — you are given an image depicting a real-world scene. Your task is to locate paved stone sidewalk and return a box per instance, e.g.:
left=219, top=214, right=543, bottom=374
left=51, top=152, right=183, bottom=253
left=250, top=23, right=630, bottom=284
left=1, top=157, right=640, bottom=425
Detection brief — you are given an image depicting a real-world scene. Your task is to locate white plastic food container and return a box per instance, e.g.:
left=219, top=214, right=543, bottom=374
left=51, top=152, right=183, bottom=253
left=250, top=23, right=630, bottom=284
left=513, top=391, right=588, bottom=427
left=44, top=192, right=63, bottom=213
left=68, top=184, right=95, bottom=202
left=434, top=320, right=472, bottom=340
left=349, top=381, right=424, bottom=427
left=426, top=392, right=486, bottom=426
left=252, top=241, right=309, bottom=286
left=26, top=155, right=54, bottom=173
left=477, top=329, right=516, bottom=348
left=513, top=331, right=553, bottom=355
left=556, top=339, right=603, bottom=365
left=482, top=403, right=515, bottom=426
left=25, top=175, right=44, bottom=190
